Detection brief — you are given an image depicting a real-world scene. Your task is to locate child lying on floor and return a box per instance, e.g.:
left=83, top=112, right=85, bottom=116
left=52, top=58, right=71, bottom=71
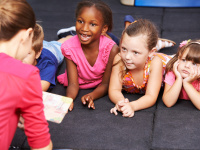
left=163, top=39, right=200, bottom=109
left=56, top=0, right=119, bottom=111
left=109, top=19, right=172, bottom=117
left=23, top=23, right=70, bottom=91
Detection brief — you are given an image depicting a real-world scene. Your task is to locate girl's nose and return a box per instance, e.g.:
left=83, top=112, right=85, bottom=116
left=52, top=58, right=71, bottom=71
left=185, top=61, right=191, bottom=68
left=125, top=52, right=131, bottom=60
left=82, top=23, right=89, bottom=31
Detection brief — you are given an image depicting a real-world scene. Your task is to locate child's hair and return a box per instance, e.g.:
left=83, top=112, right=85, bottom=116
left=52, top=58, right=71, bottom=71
left=32, top=23, right=44, bottom=54
left=120, top=19, right=158, bottom=51
left=166, top=39, right=200, bottom=73
left=75, top=0, right=113, bottom=32
left=0, top=0, right=36, bottom=41
left=117, top=19, right=158, bottom=78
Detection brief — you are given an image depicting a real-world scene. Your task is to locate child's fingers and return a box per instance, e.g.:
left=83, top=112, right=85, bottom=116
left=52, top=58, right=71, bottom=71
left=88, top=100, right=95, bottom=109
left=18, top=122, right=24, bottom=130
left=122, top=111, right=130, bottom=117
left=81, top=98, right=86, bottom=105
left=120, top=105, right=126, bottom=112
left=19, top=116, right=24, bottom=124
left=129, top=112, right=134, bottom=118
left=110, top=107, right=118, bottom=115
left=69, top=102, right=74, bottom=111
left=122, top=111, right=134, bottom=118
left=81, top=95, right=92, bottom=105
left=124, top=98, right=129, bottom=103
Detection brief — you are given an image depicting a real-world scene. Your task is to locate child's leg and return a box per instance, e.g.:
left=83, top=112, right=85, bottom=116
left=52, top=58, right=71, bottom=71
left=57, top=35, right=73, bottom=43
left=43, top=40, right=64, bottom=65
left=156, top=38, right=176, bottom=51
left=57, top=26, right=76, bottom=39
left=124, top=15, right=135, bottom=28
left=124, top=15, right=176, bottom=51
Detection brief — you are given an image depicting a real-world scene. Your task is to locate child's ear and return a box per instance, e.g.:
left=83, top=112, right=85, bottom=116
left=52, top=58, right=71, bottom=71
left=148, top=47, right=157, bottom=57
left=36, top=48, right=42, bottom=59
left=101, top=25, right=108, bottom=34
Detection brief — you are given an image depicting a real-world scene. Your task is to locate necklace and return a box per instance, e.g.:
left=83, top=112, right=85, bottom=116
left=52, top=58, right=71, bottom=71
left=127, top=58, right=150, bottom=89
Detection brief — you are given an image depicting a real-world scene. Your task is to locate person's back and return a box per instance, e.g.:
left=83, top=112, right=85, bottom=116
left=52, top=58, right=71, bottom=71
left=0, top=0, right=52, bottom=149
left=0, top=53, right=50, bottom=149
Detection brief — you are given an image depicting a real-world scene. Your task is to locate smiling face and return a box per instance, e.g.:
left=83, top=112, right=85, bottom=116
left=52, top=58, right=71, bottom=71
left=75, top=6, right=107, bottom=45
left=120, top=33, right=152, bottom=71
left=178, top=48, right=199, bottom=78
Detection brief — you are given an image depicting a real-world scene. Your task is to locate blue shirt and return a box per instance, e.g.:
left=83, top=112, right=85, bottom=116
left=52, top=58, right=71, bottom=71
left=36, top=48, right=58, bottom=89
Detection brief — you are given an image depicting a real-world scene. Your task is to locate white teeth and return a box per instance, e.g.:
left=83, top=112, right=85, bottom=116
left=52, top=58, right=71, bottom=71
left=81, top=34, right=90, bottom=40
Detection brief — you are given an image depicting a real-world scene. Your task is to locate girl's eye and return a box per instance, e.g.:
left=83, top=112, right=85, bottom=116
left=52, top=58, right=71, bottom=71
left=91, top=23, right=96, bottom=27
left=77, top=20, right=83, bottom=24
left=192, top=62, right=197, bottom=66
left=182, top=59, right=186, bottom=62
left=134, top=51, right=139, bottom=55
left=121, top=47, right=127, bottom=52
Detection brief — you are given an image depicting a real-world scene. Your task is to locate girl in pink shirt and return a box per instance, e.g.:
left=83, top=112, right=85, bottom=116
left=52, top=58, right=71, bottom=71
left=163, top=39, right=200, bottom=109
left=57, top=0, right=119, bottom=110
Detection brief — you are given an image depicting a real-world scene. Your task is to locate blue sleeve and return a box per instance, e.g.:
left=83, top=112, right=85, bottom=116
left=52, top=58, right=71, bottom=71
left=38, top=60, right=57, bottom=87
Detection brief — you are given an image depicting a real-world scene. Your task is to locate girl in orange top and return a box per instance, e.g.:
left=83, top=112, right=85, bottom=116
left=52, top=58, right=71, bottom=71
left=109, top=19, right=171, bottom=117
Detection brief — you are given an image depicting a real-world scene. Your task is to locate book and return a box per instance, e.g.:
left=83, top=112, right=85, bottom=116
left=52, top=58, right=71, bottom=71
left=42, top=91, right=73, bottom=124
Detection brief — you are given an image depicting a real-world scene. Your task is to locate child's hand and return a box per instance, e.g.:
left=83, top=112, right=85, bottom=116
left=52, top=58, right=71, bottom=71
left=173, top=60, right=182, bottom=79
left=119, top=102, right=134, bottom=118
left=69, top=102, right=74, bottom=111
left=81, top=95, right=95, bottom=109
left=18, top=115, right=24, bottom=130
left=110, top=98, right=129, bottom=115
left=110, top=100, right=123, bottom=115
left=184, top=66, right=200, bottom=83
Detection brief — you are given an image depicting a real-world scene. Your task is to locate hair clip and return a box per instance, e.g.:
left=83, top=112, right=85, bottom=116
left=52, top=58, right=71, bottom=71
left=191, top=41, right=200, bottom=45
left=179, top=39, right=191, bottom=48
left=131, top=20, right=137, bottom=25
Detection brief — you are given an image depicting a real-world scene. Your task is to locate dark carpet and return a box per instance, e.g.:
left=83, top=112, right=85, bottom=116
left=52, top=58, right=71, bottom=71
left=10, top=0, right=200, bottom=149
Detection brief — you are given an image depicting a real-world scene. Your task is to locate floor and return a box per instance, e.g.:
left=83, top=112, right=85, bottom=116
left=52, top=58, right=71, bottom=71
left=10, top=0, right=200, bottom=150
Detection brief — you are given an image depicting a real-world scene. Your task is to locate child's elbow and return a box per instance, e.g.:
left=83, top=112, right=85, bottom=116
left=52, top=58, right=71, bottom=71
left=195, top=105, right=200, bottom=110
left=164, top=103, right=173, bottom=108
left=162, top=97, right=173, bottom=108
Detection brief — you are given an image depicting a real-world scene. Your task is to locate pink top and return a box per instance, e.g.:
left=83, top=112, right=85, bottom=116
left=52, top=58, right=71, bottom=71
left=0, top=53, right=50, bottom=149
left=164, top=71, right=200, bottom=100
left=57, top=35, right=116, bottom=89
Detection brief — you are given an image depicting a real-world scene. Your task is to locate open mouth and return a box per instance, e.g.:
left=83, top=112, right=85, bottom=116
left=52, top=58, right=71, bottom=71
left=79, top=33, right=91, bottom=42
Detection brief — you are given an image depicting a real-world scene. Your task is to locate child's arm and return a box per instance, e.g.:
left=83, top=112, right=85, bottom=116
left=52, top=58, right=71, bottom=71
left=65, top=57, right=79, bottom=111
left=81, top=44, right=119, bottom=109
left=108, top=53, right=125, bottom=104
left=183, top=66, right=200, bottom=109
left=129, top=56, right=163, bottom=111
left=41, top=80, right=51, bottom=91
left=162, top=61, right=183, bottom=107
